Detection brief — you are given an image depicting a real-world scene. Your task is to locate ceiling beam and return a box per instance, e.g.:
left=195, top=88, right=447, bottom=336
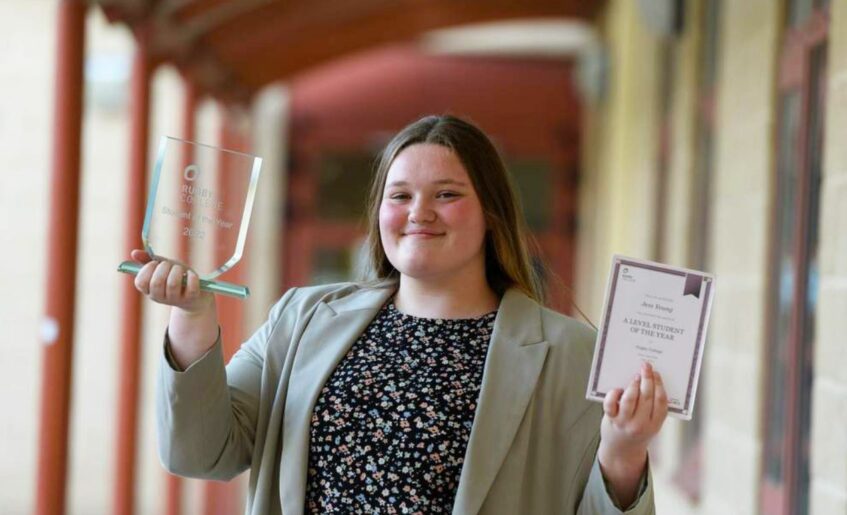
left=96, top=0, right=601, bottom=103
left=226, top=0, right=594, bottom=87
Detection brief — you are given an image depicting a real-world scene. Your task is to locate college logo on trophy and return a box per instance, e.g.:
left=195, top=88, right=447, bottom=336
left=118, top=136, right=262, bottom=298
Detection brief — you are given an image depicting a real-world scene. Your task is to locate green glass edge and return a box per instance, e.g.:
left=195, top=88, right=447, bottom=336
left=213, top=153, right=263, bottom=278
left=117, top=260, right=250, bottom=299
left=141, top=136, right=169, bottom=260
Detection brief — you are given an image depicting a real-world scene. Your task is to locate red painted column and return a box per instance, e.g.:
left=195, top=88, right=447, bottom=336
left=164, top=76, right=197, bottom=515
left=34, top=1, right=86, bottom=513
left=113, top=27, right=152, bottom=515
left=218, top=113, right=247, bottom=363
left=202, top=108, right=247, bottom=515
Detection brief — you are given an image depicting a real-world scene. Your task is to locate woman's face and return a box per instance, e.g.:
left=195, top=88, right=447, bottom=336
left=379, top=143, right=488, bottom=285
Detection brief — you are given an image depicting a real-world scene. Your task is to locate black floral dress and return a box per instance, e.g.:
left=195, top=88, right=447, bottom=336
left=304, top=301, right=497, bottom=514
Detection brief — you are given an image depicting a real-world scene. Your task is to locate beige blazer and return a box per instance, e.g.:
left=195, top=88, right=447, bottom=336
left=157, top=282, right=655, bottom=514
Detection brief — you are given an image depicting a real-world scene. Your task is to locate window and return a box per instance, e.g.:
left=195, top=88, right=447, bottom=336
left=760, top=2, right=828, bottom=514
left=317, top=151, right=377, bottom=222
left=507, top=159, right=554, bottom=232
left=505, top=157, right=577, bottom=313
left=309, top=151, right=377, bottom=284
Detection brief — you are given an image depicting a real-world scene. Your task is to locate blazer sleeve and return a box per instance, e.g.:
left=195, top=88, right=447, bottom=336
left=156, top=287, right=299, bottom=480
left=577, top=451, right=655, bottom=515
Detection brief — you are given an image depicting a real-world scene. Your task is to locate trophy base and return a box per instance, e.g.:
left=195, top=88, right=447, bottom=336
left=117, top=261, right=250, bottom=299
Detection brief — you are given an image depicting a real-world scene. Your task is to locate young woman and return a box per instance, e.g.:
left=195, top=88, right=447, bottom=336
left=132, top=115, right=666, bottom=514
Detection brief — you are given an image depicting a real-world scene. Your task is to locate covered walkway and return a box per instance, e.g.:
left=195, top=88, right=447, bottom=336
left=33, top=1, right=600, bottom=514
left=4, top=0, right=846, bottom=514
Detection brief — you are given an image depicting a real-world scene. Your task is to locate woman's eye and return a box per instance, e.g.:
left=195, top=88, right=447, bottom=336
left=437, top=191, right=459, bottom=199
left=388, top=193, right=410, bottom=200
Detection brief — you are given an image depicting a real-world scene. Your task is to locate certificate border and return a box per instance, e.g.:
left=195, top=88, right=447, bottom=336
left=587, top=255, right=715, bottom=419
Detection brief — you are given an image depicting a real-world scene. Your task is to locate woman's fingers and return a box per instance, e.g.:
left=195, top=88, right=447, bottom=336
left=603, top=388, right=624, bottom=418
left=608, top=363, right=666, bottom=426
left=617, top=375, right=641, bottom=421
left=635, top=362, right=655, bottom=423
left=166, top=264, right=186, bottom=300
left=652, top=372, right=669, bottom=425
left=185, top=270, right=200, bottom=301
left=602, top=364, right=670, bottom=455
left=148, top=260, right=173, bottom=301
left=134, top=260, right=158, bottom=295
left=129, top=252, right=208, bottom=311
left=130, top=249, right=152, bottom=263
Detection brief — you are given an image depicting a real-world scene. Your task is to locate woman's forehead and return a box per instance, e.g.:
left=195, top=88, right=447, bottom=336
left=386, top=143, right=469, bottom=184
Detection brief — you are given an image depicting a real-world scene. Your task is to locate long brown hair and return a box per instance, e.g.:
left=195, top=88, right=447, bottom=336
left=363, top=114, right=544, bottom=303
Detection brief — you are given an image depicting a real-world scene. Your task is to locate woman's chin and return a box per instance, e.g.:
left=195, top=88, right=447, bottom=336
left=391, top=251, right=483, bottom=283
left=396, top=264, right=438, bottom=280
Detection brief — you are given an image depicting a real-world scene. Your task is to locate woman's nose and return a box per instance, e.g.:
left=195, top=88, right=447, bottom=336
left=409, top=198, right=436, bottom=224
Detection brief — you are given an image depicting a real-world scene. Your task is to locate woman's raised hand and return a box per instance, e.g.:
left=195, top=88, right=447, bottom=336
left=597, top=361, right=669, bottom=507
left=130, top=249, right=214, bottom=315
left=130, top=249, right=219, bottom=368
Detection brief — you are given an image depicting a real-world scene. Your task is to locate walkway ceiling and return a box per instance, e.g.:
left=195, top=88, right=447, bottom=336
left=96, top=0, right=603, bottom=104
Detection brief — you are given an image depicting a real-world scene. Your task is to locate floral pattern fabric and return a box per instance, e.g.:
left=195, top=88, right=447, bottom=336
left=304, top=301, right=496, bottom=514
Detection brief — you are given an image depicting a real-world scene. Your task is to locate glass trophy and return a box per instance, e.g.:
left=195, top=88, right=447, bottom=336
left=118, top=136, right=262, bottom=298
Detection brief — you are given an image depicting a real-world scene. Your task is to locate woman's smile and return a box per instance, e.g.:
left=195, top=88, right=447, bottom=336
left=403, top=229, right=444, bottom=238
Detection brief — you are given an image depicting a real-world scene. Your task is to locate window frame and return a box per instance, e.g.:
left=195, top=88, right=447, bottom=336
left=759, top=3, right=828, bottom=514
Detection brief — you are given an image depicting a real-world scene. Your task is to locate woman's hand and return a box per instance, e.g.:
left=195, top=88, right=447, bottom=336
left=130, top=249, right=219, bottom=369
left=598, top=361, right=668, bottom=508
left=130, top=249, right=213, bottom=315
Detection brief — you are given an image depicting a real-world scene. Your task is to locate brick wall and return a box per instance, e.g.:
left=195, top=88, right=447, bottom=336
left=700, top=1, right=780, bottom=513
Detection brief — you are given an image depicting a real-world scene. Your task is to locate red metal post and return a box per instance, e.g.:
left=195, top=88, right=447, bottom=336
left=34, top=1, right=86, bottom=513
left=164, top=76, right=198, bottom=515
left=202, top=108, right=247, bottom=515
left=219, top=112, right=248, bottom=364
left=113, top=28, right=152, bottom=515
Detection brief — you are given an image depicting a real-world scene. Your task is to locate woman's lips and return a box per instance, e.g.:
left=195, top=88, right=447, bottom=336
left=403, top=231, right=443, bottom=238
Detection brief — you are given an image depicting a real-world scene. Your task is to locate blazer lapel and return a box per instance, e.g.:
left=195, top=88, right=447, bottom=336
left=452, top=289, right=549, bottom=515
left=278, top=286, right=394, bottom=515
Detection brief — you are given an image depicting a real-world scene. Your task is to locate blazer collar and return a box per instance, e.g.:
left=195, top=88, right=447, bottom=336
left=279, top=285, right=548, bottom=515
left=452, top=289, right=549, bottom=515
left=324, top=282, right=397, bottom=314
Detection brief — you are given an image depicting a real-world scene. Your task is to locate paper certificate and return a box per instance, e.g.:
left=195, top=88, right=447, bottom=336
left=585, top=255, right=715, bottom=420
